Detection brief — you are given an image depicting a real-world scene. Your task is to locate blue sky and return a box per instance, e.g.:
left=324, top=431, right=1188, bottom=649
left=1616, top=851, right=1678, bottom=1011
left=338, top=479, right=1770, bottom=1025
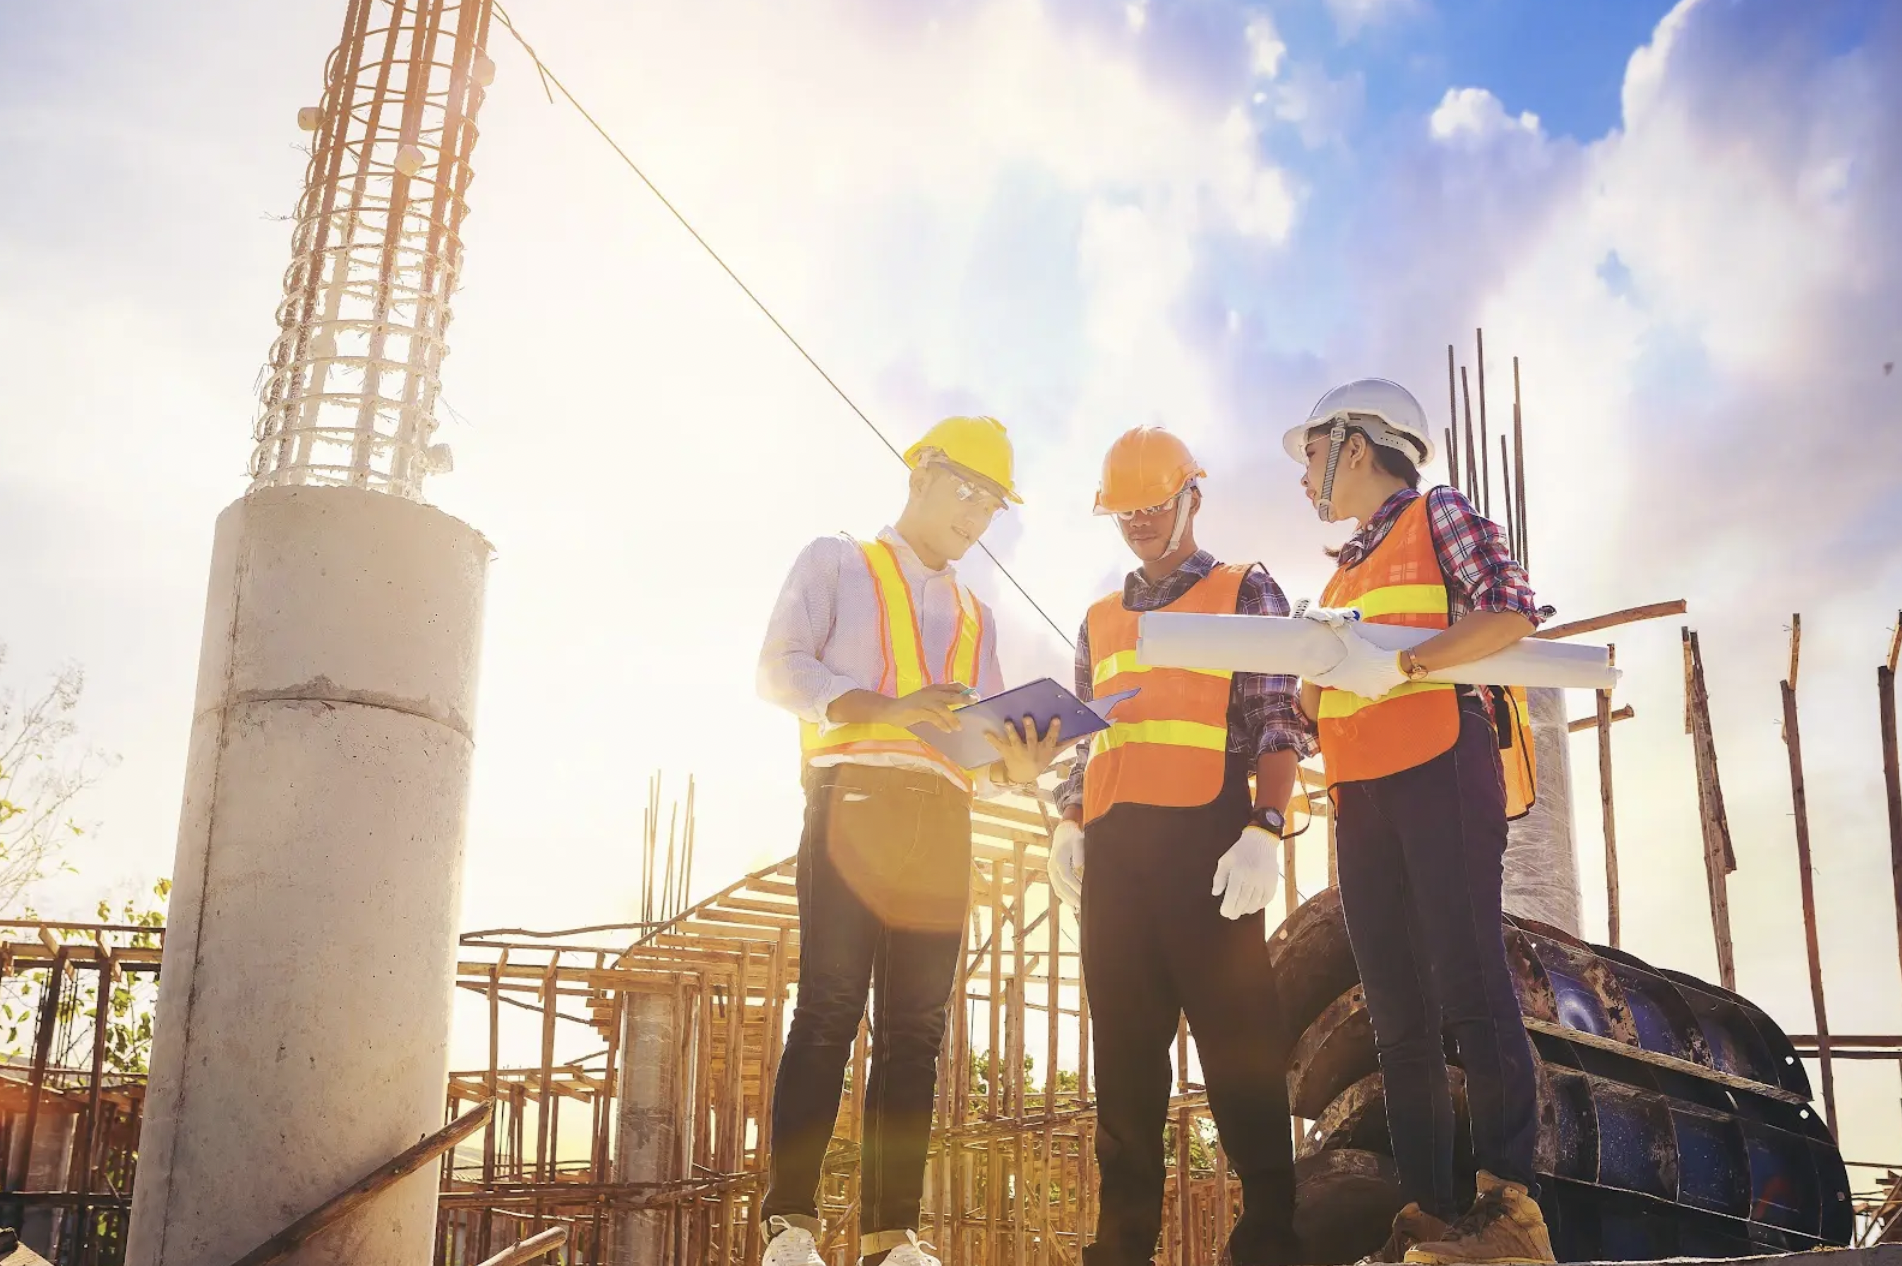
left=3, top=0, right=1901, bottom=1152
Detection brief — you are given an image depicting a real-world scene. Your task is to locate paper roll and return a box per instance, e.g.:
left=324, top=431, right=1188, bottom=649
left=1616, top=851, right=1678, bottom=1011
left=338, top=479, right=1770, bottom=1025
left=1136, top=613, right=1618, bottom=691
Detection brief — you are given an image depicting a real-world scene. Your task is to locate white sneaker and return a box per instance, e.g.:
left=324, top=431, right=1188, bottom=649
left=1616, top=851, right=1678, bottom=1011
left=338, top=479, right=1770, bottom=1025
left=763, top=1216, right=825, bottom=1266
left=871, top=1230, right=941, bottom=1266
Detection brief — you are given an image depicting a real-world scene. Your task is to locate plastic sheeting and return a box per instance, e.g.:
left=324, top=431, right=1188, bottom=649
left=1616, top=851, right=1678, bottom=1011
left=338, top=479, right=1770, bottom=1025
left=1136, top=613, right=1618, bottom=691
left=1503, top=686, right=1584, bottom=934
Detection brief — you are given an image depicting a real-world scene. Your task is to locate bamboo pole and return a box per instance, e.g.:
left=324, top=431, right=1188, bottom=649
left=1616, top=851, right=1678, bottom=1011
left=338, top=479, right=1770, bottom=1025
left=1780, top=615, right=1837, bottom=1136
left=1882, top=653, right=1902, bottom=1048
left=1599, top=646, right=1622, bottom=948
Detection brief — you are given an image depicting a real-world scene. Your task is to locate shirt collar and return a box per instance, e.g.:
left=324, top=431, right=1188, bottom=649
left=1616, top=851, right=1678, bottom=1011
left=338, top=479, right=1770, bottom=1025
left=877, top=525, right=955, bottom=581
left=1341, top=489, right=1420, bottom=560
left=1124, top=549, right=1215, bottom=605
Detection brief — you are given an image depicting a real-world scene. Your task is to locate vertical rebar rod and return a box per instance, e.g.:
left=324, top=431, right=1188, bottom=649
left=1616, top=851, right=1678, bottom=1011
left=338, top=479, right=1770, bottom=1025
left=1512, top=356, right=1529, bottom=568
left=1446, top=345, right=1461, bottom=489
left=1476, top=328, right=1491, bottom=518
left=1460, top=367, right=1478, bottom=506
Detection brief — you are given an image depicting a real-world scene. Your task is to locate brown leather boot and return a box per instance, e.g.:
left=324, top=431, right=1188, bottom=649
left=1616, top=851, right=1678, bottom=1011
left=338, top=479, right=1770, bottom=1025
left=1402, top=1172, right=1554, bottom=1265
left=1359, top=1203, right=1451, bottom=1263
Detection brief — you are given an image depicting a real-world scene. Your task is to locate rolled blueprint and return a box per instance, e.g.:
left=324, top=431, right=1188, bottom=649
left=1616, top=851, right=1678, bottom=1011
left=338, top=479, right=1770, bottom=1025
left=1135, top=613, right=1619, bottom=691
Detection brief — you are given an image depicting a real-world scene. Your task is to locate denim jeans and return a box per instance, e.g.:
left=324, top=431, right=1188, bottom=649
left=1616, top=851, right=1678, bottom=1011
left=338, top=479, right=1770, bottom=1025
left=1333, top=697, right=1541, bottom=1219
left=761, top=763, right=972, bottom=1236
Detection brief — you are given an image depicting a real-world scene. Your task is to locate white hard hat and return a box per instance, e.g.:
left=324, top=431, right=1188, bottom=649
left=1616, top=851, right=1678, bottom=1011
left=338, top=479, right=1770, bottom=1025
left=1281, top=378, right=1437, bottom=468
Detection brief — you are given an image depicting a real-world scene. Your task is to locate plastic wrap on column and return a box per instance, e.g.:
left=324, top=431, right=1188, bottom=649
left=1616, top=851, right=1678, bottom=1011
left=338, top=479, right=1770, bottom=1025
left=126, top=485, right=490, bottom=1266
left=1503, top=687, right=1583, bottom=934
left=613, top=991, right=683, bottom=1266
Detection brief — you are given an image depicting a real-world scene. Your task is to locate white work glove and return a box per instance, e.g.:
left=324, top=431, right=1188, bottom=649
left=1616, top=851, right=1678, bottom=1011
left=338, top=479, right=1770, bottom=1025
left=1048, top=819, right=1085, bottom=909
left=1292, top=599, right=1361, bottom=628
left=1307, top=620, right=1409, bottom=701
left=1211, top=825, right=1281, bottom=920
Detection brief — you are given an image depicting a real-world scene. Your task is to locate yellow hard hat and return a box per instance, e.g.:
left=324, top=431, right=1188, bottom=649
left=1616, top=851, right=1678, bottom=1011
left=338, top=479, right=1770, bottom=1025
left=904, top=415, right=1022, bottom=504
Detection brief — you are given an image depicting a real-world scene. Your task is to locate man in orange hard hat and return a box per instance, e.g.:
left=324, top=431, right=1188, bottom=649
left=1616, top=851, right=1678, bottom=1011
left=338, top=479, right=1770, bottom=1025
left=756, top=416, right=1069, bottom=1266
left=1049, top=427, right=1310, bottom=1266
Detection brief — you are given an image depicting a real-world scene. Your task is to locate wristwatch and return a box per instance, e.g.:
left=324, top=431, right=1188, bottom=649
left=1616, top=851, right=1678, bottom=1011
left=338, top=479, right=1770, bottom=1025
left=1399, top=648, right=1432, bottom=683
left=1249, top=806, right=1287, bottom=837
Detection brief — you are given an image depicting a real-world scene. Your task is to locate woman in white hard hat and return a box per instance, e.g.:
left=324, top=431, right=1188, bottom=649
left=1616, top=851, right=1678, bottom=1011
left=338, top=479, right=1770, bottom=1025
left=1283, top=379, right=1554, bottom=1266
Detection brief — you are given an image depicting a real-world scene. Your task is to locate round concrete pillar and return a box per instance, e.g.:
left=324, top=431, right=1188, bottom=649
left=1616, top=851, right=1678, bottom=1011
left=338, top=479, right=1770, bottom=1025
left=1502, top=686, right=1584, bottom=935
left=127, top=485, right=490, bottom=1266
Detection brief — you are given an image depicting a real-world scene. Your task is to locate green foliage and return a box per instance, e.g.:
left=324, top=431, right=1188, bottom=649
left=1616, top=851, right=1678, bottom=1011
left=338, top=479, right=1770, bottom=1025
left=0, top=644, right=114, bottom=911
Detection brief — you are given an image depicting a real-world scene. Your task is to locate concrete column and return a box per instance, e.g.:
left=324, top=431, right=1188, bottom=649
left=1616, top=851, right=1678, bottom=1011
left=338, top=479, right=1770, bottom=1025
left=127, top=485, right=490, bottom=1266
left=1503, top=686, right=1584, bottom=936
left=612, top=991, right=684, bottom=1266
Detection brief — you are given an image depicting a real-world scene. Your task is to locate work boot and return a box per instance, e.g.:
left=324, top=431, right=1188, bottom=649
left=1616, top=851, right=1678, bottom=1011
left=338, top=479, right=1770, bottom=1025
left=1403, top=1172, right=1554, bottom=1266
left=863, top=1229, right=941, bottom=1266
left=1359, top=1203, right=1451, bottom=1263
left=763, top=1215, right=825, bottom=1266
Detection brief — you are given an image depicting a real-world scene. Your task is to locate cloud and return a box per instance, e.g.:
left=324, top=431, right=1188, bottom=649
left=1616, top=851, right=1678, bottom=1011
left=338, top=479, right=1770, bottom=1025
left=1326, top=0, right=1424, bottom=43
left=1429, top=86, right=1543, bottom=145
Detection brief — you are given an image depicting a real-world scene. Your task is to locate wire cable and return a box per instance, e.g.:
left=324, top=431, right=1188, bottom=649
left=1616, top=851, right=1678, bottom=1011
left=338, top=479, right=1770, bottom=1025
left=490, top=3, right=1074, bottom=648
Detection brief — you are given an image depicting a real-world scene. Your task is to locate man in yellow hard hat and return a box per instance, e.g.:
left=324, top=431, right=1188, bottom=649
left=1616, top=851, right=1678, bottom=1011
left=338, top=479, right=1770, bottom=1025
left=755, top=416, right=1069, bottom=1266
left=1048, top=427, right=1310, bottom=1266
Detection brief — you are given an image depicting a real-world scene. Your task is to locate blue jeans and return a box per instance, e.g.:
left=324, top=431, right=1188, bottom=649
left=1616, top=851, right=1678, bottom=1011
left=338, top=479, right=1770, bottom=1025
left=761, top=764, right=971, bottom=1235
left=1333, top=698, right=1540, bottom=1219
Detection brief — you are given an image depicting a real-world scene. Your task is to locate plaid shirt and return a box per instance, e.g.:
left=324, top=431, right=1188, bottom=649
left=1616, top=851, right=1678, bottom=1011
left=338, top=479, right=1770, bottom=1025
left=1054, top=551, right=1315, bottom=816
left=1336, top=486, right=1543, bottom=624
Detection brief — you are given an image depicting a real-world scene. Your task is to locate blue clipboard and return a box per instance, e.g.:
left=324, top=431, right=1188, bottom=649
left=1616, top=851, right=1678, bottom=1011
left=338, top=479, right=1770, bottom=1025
left=906, top=678, right=1141, bottom=771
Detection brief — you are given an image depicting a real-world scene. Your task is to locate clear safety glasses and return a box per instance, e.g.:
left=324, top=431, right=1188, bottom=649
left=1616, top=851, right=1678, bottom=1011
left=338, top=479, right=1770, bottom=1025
left=1111, top=490, right=1185, bottom=521
left=950, top=477, right=1009, bottom=519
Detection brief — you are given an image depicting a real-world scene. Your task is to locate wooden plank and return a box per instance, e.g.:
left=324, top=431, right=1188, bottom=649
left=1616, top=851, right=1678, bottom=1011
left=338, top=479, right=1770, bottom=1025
left=224, top=1103, right=493, bottom=1266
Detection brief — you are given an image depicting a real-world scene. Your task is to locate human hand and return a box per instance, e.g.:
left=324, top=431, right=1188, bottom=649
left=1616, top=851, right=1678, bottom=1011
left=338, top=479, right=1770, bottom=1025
left=985, top=714, right=1066, bottom=785
left=881, top=683, right=973, bottom=731
left=1305, top=622, right=1408, bottom=701
left=1293, top=599, right=1360, bottom=628
left=1211, top=825, right=1281, bottom=919
left=1048, top=819, right=1085, bottom=908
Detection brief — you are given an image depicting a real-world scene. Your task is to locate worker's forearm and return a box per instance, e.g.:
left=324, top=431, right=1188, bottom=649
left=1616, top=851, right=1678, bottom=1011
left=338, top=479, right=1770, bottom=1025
left=1409, top=610, right=1534, bottom=674
left=1254, top=748, right=1300, bottom=814
left=825, top=689, right=893, bottom=726
left=1298, top=681, right=1322, bottom=724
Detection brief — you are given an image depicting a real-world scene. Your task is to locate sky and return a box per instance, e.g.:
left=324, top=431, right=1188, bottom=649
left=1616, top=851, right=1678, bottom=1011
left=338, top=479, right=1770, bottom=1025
left=4, top=0, right=1902, bottom=1168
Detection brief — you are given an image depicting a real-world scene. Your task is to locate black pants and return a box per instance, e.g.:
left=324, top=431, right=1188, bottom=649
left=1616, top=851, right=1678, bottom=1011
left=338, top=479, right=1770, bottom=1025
left=1081, top=767, right=1300, bottom=1266
left=1333, top=698, right=1541, bottom=1220
left=761, top=764, right=973, bottom=1235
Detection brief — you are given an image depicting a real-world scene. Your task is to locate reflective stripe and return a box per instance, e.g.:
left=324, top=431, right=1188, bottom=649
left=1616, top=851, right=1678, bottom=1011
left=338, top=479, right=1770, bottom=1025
left=1091, top=718, right=1230, bottom=757
left=1349, top=583, right=1449, bottom=620
left=1091, top=649, right=1232, bottom=689
left=1316, top=678, right=1455, bottom=720
left=800, top=539, right=985, bottom=787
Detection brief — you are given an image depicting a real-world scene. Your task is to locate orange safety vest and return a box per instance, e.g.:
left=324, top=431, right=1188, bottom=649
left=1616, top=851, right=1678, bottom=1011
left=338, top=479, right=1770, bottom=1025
left=799, top=538, right=987, bottom=790
left=1316, top=495, right=1536, bottom=818
left=1082, top=565, right=1248, bottom=823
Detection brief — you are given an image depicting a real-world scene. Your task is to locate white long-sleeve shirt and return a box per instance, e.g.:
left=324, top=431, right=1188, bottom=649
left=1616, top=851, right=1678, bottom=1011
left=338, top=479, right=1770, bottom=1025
left=759, top=527, right=1007, bottom=792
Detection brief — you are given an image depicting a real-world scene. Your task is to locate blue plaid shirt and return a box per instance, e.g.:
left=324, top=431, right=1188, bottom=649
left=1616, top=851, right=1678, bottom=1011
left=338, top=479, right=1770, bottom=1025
left=1054, top=551, right=1315, bottom=816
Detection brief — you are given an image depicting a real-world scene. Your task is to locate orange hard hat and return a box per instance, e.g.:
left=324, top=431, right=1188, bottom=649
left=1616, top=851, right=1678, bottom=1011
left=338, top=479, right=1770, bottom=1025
left=1093, top=427, right=1206, bottom=515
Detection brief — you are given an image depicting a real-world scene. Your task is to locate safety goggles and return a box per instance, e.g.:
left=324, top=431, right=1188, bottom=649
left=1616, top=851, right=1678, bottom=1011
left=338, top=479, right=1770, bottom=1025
left=1110, top=488, right=1188, bottom=521
left=949, top=476, right=1009, bottom=519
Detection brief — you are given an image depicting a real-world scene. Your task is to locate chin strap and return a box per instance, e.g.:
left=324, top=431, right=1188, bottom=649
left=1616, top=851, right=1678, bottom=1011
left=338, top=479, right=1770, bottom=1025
left=1314, top=415, right=1349, bottom=523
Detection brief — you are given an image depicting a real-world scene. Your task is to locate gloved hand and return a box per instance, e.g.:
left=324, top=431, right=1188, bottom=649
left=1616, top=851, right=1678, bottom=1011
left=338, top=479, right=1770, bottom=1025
left=1307, top=621, right=1409, bottom=701
left=1292, top=599, right=1361, bottom=628
left=1049, top=819, right=1085, bottom=909
left=1211, top=825, right=1281, bottom=920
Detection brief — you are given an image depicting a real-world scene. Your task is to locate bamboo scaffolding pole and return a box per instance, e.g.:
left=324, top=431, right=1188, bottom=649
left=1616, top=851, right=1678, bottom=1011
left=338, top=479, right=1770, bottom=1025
left=1599, top=646, right=1622, bottom=948
left=1446, top=344, right=1462, bottom=490
left=1884, top=614, right=1902, bottom=1049
left=1684, top=627, right=1738, bottom=991
left=1781, top=614, right=1837, bottom=1137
